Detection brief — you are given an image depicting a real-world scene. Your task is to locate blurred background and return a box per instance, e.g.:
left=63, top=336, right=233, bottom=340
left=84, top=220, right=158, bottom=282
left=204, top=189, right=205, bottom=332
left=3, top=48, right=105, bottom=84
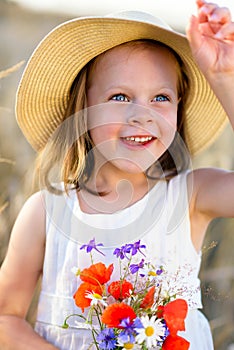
left=0, top=0, right=233, bottom=349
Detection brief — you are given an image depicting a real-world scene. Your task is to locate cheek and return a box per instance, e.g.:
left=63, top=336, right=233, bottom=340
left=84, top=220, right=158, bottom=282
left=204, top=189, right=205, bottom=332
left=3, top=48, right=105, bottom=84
left=159, top=106, right=177, bottom=128
left=171, top=112, right=178, bottom=128
left=158, top=111, right=178, bottom=149
left=89, top=125, right=118, bottom=146
left=164, top=106, right=178, bottom=129
left=87, top=104, right=124, bottom=142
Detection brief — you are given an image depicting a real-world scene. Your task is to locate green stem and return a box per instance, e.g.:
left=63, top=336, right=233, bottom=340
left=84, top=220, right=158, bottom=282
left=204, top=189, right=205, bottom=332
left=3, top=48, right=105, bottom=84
left=86, top=305, right=95, bottom=325
left=133, top=270, right=139, bottom=291
left=95, top=304, right=103, bottom=329
left=119, top=259, right=122, bottom=280
left=62, top=313, right=87, bottom=328
left=91, top=329, right=99, bottom=350
left=122, top=254, right=133, bottom=281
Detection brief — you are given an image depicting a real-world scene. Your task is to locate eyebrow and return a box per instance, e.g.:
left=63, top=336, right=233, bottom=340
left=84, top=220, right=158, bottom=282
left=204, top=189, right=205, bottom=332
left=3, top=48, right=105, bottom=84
left=103, top=84, right=178, bottom=98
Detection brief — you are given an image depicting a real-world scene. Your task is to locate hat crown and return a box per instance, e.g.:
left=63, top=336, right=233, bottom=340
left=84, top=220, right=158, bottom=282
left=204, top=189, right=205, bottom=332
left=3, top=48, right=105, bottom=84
left=106, top=10, right=172, bottom=31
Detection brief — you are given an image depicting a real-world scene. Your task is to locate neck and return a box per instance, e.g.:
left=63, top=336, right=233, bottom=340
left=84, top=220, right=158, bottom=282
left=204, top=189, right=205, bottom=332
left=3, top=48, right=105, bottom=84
left=78, top=162, right=157, bottom=214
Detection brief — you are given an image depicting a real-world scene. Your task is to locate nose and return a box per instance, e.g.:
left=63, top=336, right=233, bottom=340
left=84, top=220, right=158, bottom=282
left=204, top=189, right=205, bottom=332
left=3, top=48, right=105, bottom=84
left=127, top=107, right=154, bottom=126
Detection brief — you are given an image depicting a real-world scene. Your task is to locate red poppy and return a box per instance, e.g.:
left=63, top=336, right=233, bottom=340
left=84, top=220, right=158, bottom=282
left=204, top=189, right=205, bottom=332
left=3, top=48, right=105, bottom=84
left=102, top=302, right=136, bottom=328
left=162, top=334, right=190, bottom=350
left=140, top=286, right=155, bottom=309
left=162, top=299, right=188, bottom=336
left=156, top=305, right=164, bottom=318
left=80, top=262, right=114, bottom=285
left=73, top=282, right=103, bottom=312
left=108, top=280, right=133, bottom=300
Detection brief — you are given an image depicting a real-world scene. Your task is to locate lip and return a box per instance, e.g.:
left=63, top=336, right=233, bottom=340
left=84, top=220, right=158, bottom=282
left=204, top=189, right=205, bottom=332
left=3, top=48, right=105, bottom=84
left=120, top=135, right=157, bottom=149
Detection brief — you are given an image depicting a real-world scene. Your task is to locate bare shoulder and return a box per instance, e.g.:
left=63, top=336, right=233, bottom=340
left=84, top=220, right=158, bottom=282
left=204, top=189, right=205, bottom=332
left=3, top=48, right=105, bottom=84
left=14, top=191, right=46, bottom=234
left=187, top=168, right=234, bottom=219
left=8, top=191, right=46, bottom=251
left=0, top=191, right=46, bottom=317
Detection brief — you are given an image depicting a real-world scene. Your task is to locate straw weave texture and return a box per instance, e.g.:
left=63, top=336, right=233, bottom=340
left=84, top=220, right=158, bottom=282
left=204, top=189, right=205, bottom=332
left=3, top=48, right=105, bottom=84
left=16, top=14, right=227, bottom=155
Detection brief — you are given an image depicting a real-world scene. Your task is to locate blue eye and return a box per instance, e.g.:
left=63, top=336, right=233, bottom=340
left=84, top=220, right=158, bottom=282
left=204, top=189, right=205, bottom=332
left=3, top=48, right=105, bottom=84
left=111, top=94, right=129, bottom=102
left=153, top=95, right=169, bottom=102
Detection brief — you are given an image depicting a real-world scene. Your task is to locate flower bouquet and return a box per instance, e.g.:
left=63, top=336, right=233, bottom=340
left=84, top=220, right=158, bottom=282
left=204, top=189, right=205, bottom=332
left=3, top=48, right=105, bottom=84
left=63, top=238, right=190, bottom=349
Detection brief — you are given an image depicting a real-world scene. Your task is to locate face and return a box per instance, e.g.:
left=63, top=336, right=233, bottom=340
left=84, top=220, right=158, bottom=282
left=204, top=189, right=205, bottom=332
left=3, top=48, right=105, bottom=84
left=86, top=42, right=180, bottom=174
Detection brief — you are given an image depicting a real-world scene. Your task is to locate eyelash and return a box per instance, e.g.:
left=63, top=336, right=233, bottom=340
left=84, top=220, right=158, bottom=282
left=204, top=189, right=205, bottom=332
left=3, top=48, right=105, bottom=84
left=109, top=93, right=170, bottom=103
left=152, top=95, right=170, bottom=102
left=110, top=94, right=129, bottom=102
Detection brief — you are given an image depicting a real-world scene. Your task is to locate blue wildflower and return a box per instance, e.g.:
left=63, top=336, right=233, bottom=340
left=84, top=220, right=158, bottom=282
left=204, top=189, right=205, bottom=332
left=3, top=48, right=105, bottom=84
left=113, top=247, right=125, bottom=260
left=113, top=244, right=130, bottom=260
left=130, top=240, right=146, bottom=256
left=133, top=317, right=144, bottom=330
left=156, top=268, right=163, bottom=275
left=118, top=332, right=131, bottom=344
left=129, top=259, right=145, bottom=274
left=117, top=317, right=144, bottom=346
left=118, top=317, right=136, bottom=344
left=161, top=320, right=170, bottom=341
left=113, top=240, right=146, bottom=260
left=96, top=328, right=117, bottom=350
left=80, top=238, right=105, bottom=256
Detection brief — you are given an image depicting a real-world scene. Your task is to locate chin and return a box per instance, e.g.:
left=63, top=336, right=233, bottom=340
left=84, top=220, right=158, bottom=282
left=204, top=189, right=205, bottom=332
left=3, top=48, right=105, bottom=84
left=111, top=159, right=154, bottom=175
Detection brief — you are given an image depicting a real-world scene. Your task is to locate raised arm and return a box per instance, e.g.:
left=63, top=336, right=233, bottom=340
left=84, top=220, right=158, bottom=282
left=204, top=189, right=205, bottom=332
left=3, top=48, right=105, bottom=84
left=187, top=0, right=234, bottom=125
left=0, top=192, right=58, bottom=349
left=186, top=0, right=234, bottom=250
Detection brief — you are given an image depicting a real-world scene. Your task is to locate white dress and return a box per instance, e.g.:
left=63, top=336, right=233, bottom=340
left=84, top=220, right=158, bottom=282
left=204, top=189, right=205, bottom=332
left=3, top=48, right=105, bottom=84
left=34, top=172, right=214, bottom=349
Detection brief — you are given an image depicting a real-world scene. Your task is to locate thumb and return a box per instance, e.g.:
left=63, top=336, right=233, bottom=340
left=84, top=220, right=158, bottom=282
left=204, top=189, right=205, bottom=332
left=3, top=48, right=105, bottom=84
left=186, top=15, right=203, bottom=55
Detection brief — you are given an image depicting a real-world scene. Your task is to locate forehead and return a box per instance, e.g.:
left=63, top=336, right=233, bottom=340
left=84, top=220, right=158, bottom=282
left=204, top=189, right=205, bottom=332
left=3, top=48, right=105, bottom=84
left=89, top=40, right=180, bottom=78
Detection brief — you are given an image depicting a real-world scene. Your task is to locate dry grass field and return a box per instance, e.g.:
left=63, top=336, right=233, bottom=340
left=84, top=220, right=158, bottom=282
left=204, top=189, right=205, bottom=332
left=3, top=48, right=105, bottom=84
left=0, top=1, right=233, bottom=349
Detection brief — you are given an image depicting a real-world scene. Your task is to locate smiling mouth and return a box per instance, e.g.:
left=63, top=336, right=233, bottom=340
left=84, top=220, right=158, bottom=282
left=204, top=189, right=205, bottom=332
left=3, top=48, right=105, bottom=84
left=121, top=136, right=156, bottom=146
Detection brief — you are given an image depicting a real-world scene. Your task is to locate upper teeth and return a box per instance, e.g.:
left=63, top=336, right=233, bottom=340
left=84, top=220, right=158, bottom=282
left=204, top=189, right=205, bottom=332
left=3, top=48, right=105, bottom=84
left=125, top=136, right=153, bottom=143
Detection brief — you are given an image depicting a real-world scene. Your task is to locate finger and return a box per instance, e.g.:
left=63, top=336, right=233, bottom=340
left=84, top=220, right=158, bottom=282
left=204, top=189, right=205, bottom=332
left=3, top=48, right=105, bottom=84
left=197, top=3, right=232, bottom=36
left=197, top=3, right=218, bottom=23
left=209, top=7, right=232, bottom=25
left=214, top=22, right=234, bottom=40
left=186, top=15, right=203, bottom=53
left=196, top=0, right=206, bottom=10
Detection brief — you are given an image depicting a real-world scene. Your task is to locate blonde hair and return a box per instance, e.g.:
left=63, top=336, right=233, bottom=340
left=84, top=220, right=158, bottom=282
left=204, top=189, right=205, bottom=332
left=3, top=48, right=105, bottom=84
left=34, top=40, right=190, bottom=194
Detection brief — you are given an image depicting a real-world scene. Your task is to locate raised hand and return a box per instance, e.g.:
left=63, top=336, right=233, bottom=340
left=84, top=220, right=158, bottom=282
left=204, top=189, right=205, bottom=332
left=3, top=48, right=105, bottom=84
left=187, top=0, right=234, bottom=77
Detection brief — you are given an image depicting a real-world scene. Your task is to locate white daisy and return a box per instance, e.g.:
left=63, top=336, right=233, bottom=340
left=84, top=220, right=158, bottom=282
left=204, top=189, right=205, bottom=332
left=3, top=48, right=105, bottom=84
left=135, top=315, right=166, bottom=348
left=85, top=291, right=107, bottom=307
left=139, top=264, right=164, bottom=281
left=117, top=338, right=141, bottom=350
left=71, top=266, right=80, bottom=276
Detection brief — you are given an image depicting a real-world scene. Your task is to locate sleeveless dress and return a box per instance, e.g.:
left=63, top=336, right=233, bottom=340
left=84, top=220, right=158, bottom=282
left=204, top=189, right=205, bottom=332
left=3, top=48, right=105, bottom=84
left=34, top=172, right=214, bottom=349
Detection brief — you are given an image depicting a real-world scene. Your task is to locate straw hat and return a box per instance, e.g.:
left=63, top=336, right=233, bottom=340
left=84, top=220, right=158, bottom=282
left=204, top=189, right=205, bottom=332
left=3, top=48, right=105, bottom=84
left=16, top=11, right=227, bottom=155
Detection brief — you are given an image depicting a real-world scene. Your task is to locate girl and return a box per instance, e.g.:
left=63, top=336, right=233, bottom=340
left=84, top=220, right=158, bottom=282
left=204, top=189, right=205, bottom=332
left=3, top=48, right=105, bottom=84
left=0, top=0, right=234, bottom=349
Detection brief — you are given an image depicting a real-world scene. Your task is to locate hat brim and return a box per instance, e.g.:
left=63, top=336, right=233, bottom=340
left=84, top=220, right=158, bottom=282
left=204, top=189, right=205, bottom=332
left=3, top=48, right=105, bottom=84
left=16, top=13, right=227, bottom=155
